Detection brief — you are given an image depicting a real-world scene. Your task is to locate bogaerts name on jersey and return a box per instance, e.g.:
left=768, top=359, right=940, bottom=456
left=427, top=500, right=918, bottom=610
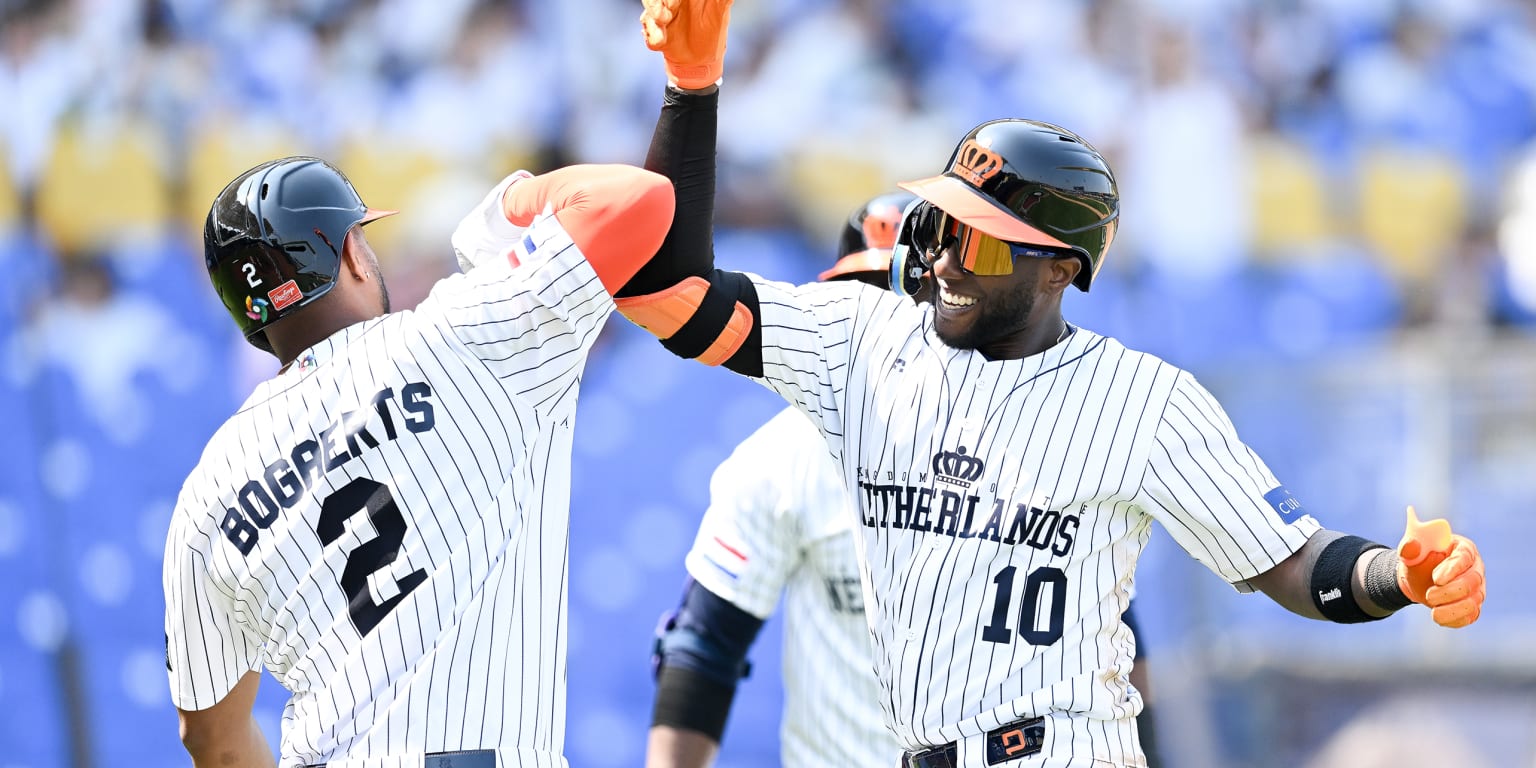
left=218, top=382, right=436, bottom=555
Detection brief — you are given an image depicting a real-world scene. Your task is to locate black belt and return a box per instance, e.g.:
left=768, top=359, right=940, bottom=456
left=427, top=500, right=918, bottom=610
left=902, top=717, right=1046, bottom=768
left=304, top=749, right=496, bottom=768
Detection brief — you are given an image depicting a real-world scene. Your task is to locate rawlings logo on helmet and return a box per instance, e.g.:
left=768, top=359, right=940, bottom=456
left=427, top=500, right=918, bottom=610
left=953, top=140, right=1003, bottom=187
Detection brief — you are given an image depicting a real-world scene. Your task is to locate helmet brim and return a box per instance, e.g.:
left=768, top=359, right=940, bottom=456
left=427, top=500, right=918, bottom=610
left=359, top=208, right=399, bottom=225
left=898, top=175, right=1072, bottom=251
left=818, top=248, right=890, bottom=282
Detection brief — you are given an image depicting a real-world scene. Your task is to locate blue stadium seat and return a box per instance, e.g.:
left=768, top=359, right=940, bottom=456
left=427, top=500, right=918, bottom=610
left=0, top=363, right=70, bottom=767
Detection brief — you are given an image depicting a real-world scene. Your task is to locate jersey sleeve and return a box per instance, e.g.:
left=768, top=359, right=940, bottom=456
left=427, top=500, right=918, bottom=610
left=451, top=171, right=534, bottom=273
left=684, top=414, right=812, bottom=619
left=1136, top=371, right=1322, bottom=592
left=431, top=189, right=615, bottom=411
left=163, top=515, right=262, bottom=711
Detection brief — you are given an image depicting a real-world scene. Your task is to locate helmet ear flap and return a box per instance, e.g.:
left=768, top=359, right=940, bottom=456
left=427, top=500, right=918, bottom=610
left=890, top=199, right=931, bottom=299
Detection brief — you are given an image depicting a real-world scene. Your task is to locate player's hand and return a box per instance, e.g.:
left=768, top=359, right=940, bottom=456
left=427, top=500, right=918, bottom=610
left=640, top=0, right=733, bottom=90
left=1395, top=507, right=1486, bottom=628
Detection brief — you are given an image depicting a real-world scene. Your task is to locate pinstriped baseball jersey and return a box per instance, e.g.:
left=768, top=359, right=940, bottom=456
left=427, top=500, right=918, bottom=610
left=739, top=278, right=1320, bottom=767
left=686, top=406, right=902, bottom=768
left=164, top=175, right=609, bottom=768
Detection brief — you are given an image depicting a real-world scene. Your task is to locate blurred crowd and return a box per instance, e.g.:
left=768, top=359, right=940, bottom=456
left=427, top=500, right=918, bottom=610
left=3, top=0, right=1536, bottom=329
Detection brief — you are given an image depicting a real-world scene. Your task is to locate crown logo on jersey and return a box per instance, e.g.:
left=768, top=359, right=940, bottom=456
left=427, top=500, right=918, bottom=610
left=953, top=140, right=1003, bottom=187
left=933, top=446, right=985, bottom=488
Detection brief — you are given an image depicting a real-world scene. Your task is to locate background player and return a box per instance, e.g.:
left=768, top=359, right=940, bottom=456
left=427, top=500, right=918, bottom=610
left=645, top=193, right=910, bottom=768
left=164, top=157, right=672, bottom=767
left=646, top=193, right=1166, bottom=767
left=617, top=2, right=1488, bottom=766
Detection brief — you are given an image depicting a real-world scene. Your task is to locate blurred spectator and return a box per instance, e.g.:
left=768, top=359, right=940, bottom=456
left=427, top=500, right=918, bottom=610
left=18, top=255, right=197, bottom=443
left=1120, top=21, right=1250, bottom=281
left=0, top=1, right=88, bottom=201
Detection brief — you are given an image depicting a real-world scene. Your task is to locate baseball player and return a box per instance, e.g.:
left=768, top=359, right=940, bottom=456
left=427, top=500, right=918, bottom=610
left=645, top=193, right=1166, bottom=768
left=163, top=156, right=673, bottom=768
left=616, top=3, right=1489, bottom=767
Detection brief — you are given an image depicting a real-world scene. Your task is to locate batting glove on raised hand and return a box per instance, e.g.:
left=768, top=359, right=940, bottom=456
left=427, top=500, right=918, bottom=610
left=640, top=0, right=733, bottom=90
left=1396, top=506, right=1486, bottom=628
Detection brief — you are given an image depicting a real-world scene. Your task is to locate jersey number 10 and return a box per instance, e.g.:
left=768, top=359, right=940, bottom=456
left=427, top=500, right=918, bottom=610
left=981, top=565, right=1067, bottom=646
left=317, top=477, right=429, bottom=637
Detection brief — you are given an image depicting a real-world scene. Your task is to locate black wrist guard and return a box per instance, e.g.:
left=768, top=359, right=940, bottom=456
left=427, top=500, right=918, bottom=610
left=1361, top=547, right=1414, bottom=612
left=1310, top=535, right=1388, bottom=623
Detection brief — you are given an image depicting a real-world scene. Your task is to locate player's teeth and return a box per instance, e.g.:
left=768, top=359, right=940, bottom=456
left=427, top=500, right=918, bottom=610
left=941, top=289, right=975, bottom=307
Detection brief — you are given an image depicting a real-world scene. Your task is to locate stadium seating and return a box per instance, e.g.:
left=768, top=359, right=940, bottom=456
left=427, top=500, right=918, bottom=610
left=1356, top=148, right=1469, bottom=289
left=33, top=121, right=172, bottom=257
left=0, top=145, right=20, bottom=235
left=1248, top=135, right=1336, bottom=258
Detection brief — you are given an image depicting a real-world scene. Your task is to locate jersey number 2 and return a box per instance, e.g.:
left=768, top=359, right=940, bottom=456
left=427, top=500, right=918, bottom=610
left=981, top=565, right=1067, bottom=646
left=317, top=478, right=428, bottom=637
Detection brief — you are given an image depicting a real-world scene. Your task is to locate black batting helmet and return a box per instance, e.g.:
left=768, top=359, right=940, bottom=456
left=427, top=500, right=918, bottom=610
left=898, top=119, right=1118, bottom=291
left=204, top=156, right=396, bottom=352
left=819, top=191, right=918, bottom=283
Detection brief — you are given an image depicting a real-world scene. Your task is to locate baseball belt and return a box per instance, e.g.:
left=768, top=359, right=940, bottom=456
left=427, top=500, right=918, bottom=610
left=303, top=748, right=496, bottom=768
left=902, top=716, right=1047, bottom=768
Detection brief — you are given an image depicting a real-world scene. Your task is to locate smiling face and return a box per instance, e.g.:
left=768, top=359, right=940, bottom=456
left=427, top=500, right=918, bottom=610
left=925, top=222, right=1080, bottom=359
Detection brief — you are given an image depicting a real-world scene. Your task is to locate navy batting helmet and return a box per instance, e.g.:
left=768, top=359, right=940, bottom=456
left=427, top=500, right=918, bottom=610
left=898, top=119, right=1118, bottom=292
left=204, top=156, right=396, bottom=352
left=820, top=191, right=918, bottom=284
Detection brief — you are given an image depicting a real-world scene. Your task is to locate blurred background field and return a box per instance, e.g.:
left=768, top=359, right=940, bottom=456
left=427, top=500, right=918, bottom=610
left=1, top=0, right=1535, bottom=766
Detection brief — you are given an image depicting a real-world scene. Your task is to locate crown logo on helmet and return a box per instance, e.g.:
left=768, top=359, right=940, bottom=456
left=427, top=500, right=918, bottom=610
left=952, top=140, right=1003, bottom=187
left=932, top=446, right=985, bottom=489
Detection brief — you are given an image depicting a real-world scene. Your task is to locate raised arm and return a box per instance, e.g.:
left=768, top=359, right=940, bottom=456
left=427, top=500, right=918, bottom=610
left=500, top=163, right=675, bottom=295
left=614, top=0, right=766, bottom=376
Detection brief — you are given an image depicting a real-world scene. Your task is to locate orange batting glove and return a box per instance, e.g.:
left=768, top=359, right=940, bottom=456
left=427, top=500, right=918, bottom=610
left=640, top=0, right=733, bottom=90
left=1396, top=506, right=1486, bottom=628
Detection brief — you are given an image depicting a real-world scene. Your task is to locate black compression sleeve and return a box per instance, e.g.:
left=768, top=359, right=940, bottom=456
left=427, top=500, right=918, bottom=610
left=619, top=87, right=719, bottom=298
left=652, top=664, right=736, bottom=741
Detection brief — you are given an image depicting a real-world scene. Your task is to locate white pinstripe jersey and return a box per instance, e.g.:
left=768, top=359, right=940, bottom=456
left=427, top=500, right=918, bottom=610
left=164, top=175, right=608, bottom=768
left=687, top=407, right=902, bottom=768
left=743, top=279, right=1321, bottom=767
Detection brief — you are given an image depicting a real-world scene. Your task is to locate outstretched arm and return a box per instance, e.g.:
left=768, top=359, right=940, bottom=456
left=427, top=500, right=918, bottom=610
left=1141, top=371, right=1486, bottom=629
left=1247, top=509, right=1485, bottom=628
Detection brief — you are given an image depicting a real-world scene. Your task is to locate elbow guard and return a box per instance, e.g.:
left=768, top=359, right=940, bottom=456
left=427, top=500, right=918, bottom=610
left=650, top=581, right=766, bottom=739
left=652, top=580, right=764, bottom=683
left=615, top=270, right=763, bottom=376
